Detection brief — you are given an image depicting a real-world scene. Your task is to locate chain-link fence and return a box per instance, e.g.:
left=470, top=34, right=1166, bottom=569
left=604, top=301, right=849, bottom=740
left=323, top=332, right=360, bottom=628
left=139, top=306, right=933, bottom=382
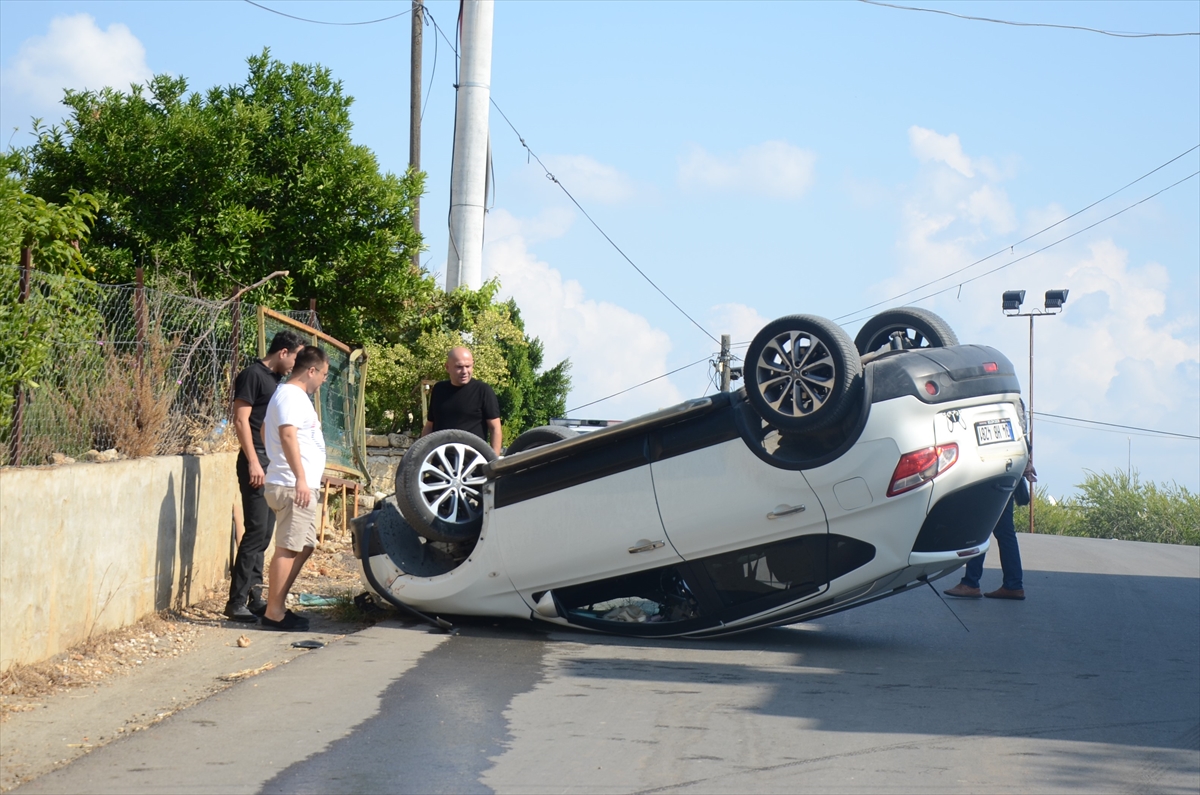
left=2, top=263, right=365, bottom=481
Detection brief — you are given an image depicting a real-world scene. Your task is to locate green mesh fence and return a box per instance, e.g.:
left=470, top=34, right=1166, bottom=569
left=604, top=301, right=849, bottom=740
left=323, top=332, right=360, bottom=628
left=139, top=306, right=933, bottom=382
left=258, top=308, right=368, bottom=484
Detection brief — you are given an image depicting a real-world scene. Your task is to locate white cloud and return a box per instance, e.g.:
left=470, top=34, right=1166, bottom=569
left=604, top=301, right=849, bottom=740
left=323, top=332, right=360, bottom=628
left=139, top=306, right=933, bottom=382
left=2, top=14, right=152, bottom=109
left=908, top=126, right=974, bottom=178
left=678, top=140, right=816, bottom=199
left=539, top=155, right=638, bottom=204
left=709, top=303, right=770, bottom=347
left=484, top=209, right=684, bottom=418
left=963, top=184, right=1017, bottom=234
left=854, top=130, right=1198, bottom=493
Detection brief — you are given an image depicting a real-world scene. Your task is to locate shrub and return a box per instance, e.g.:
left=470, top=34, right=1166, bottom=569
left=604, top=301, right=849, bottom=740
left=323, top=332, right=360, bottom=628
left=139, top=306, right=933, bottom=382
left=1015, top=469, right=1199, bottom=546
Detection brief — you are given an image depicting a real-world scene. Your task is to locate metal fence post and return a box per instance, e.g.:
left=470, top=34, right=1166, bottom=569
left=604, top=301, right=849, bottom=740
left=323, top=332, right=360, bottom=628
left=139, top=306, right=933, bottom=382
left=134, top=266, right=147, bottom=373
left=9, top=247, right=33, bottom=466
left=228, top=295, right=241, bottom=416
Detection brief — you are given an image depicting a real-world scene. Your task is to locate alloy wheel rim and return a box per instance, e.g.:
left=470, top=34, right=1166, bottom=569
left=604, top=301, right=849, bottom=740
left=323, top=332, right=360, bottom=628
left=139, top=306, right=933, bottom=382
left=417, top=443, right=489, bottom=523
left=755, top=330, right=836, bottom=419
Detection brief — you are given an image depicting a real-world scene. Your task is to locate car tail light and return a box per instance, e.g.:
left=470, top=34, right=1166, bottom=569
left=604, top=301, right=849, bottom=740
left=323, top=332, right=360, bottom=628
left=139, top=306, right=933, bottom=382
left=886, top=443, right=958, bottom=497
left=983, top=362, right=998, bottom=373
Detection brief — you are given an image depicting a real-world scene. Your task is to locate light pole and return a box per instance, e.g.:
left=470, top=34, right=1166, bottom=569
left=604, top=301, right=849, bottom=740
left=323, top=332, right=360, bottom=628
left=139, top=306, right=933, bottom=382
left=1002, top=288, right=1068, bottom=533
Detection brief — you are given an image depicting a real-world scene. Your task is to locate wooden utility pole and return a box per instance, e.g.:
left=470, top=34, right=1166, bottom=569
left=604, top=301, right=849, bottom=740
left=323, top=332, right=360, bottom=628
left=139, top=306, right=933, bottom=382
left=719, top=334, right=732, bottom=392
left=410, top=0, right=423, bottom=269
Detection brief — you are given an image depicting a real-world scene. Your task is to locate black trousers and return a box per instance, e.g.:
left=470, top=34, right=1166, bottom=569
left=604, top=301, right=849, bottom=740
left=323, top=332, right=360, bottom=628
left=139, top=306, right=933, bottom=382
left=228, top=451, right=275, bottom=605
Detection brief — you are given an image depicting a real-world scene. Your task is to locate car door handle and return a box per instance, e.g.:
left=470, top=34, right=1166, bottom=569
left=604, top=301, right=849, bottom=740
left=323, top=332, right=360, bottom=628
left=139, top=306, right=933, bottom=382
left=628, top=539, right=666, bottom=554
left=767, top=504, right=806, bottom=520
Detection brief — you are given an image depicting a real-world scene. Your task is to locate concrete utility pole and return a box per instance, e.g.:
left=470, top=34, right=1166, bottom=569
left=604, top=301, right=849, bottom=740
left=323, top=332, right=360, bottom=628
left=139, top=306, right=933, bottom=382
left=445, top=0, right=494, bottom=292
left=409, top=0, right=423, bottom=270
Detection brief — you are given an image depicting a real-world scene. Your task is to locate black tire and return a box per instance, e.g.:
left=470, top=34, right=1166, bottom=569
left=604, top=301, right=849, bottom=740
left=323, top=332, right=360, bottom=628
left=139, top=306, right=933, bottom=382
left=745, top=314, right=863, bottom=433
left=505, top=425, right=578, bottom=455
left=854, top=307, right=958, bottom=356
left=395, top=430, right=497, bottom=544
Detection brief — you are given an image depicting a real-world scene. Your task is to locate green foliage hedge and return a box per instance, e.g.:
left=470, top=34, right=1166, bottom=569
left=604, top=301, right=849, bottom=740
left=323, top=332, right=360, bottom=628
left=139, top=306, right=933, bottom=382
left=1016, top=470, right=1199, bottom=546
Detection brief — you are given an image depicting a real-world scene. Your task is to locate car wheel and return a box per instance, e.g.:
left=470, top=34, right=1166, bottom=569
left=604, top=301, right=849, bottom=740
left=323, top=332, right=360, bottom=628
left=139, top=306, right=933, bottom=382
left=395, top=429, right=497, bottom=543
left=505, top=425, right=578, bottom=455
left=745, top=314, right=863, bottom=433
left=853, top=307, right=958, bottom=356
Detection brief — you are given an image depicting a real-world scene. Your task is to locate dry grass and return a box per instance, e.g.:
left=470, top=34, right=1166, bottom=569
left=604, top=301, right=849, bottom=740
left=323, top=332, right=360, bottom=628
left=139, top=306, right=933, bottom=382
left=93, top=334, right=181, bottom=458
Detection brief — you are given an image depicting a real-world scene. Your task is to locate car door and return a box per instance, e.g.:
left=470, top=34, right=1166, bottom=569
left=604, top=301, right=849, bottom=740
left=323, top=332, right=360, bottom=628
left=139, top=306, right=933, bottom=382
left=492, top=433, right=682, bottom=596
left=651, top=436, right=829, bottom=558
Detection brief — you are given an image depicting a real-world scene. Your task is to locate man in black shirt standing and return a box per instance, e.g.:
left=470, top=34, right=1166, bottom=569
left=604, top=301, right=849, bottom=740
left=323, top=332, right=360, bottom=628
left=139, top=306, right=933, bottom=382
left=224, top=330, right=307, bottom=622
left=421, top=346, right=502, bottom=455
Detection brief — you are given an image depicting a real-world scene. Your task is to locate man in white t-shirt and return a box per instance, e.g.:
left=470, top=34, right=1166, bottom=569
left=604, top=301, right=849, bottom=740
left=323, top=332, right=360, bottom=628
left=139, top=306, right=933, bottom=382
left=260, top=346, right=329, bottom=631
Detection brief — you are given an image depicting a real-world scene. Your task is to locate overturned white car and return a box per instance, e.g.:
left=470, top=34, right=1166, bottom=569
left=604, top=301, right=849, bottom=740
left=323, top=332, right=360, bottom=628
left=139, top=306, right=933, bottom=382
left=352, top=309, right=1028, bottom=637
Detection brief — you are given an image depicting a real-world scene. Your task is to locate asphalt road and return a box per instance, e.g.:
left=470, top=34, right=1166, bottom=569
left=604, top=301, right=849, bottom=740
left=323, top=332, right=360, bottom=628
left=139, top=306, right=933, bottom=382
left=16, top=534, right=1200, bottom=794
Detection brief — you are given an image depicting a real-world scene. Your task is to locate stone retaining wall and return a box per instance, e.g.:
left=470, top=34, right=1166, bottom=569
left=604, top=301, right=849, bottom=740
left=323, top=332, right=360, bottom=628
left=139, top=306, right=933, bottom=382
left=0, top=453, right=238, bottom=671
left=364, top=433, right=413, bottom=496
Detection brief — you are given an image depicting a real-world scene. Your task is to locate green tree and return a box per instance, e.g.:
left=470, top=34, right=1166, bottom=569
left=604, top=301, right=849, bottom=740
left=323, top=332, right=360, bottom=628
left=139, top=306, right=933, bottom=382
left=19, top=52, right=570, bottom=438
left=21, top=51, right=429, bottom=346
left=364, top=282, right=570, bottom=443
left=0, top=154, right=101, bottom=430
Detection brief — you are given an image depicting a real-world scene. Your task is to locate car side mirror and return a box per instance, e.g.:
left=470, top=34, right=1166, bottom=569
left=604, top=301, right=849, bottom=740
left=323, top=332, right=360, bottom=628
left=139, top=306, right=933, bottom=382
left=534, top=591, right=560, bottom=617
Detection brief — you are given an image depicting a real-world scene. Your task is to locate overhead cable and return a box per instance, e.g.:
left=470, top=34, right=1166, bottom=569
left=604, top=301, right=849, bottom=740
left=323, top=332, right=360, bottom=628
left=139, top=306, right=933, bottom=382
left=567, top=356, right=711, bottom=414
left=1034, top=412, right=1200, bottom=441
left=838, top=170, right=1200, bottom=324
left=858, top=0, right=1200, bottom=38
left=243, top=0, right=411, bottom=26
left=424, top=10, right=720, bottom=346
left=835, top=145, right=1200, bottom=322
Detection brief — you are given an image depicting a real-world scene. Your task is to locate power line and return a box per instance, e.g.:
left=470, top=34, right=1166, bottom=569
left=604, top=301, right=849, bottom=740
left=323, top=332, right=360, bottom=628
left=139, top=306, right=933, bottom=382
left=422, top=10, right=720, bottom=347
left=858, top=0, right=1200, bottom=38
left=839, top=169, right=1200, bottom=324
left=566, top=356, right=711, bottom=414
left=1035, top=412, right=1200, bottom=440
left=490, top=103, right=722, bottom=346
left=835, top=145, right=1200, bottom=323
left=243, top=0, right=411, bottom=26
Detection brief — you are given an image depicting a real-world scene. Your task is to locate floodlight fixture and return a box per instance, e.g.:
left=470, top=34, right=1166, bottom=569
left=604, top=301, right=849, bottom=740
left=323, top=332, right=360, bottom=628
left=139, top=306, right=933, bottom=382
left=1002, top=290, right=1026, bottom=312
left=1044, top=289, right=1069, bottom=310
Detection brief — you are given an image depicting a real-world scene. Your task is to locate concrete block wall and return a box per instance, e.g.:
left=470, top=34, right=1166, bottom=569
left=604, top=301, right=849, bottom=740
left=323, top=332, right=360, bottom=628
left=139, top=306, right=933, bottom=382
left=0, top=453, right=238, bottom=671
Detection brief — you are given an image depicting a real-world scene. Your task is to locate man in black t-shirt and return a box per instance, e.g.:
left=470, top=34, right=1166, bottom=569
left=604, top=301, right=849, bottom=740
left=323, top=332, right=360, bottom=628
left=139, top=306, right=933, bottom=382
left=224, top=330, right=307, bottom=622
left=421, top=346, right=502, bottom=454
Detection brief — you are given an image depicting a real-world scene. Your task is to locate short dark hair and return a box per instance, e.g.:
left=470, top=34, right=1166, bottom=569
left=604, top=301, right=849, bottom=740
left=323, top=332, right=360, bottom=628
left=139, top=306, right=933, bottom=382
left=293, top=346, right=328, bottom=373
left=268, top=330, right=307, bottom=355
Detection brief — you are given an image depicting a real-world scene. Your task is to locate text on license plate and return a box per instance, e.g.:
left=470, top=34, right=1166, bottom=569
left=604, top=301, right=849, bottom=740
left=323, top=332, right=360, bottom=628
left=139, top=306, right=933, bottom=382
left=975, top=419, right=1014, bottom=445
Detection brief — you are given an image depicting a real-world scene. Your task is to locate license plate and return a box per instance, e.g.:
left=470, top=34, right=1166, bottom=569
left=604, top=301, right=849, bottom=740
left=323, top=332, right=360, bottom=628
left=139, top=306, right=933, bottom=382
left=975, top=419, right=1014, bottom=446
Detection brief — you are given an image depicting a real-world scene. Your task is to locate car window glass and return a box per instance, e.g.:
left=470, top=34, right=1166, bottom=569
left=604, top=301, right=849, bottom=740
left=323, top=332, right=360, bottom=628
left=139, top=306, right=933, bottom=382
left=700, top=534, right=876, bottom=608
left=556, top=567, right=703, bottom=625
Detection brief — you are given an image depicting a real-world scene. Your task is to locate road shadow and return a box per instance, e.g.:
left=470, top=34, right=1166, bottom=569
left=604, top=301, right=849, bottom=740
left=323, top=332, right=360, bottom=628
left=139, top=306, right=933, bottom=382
left=513, top=569, right=1198, bottom=754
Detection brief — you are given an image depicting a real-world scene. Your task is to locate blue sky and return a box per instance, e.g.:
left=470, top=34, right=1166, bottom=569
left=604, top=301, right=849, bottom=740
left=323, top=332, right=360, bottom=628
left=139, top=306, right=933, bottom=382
left=2, top=1, right=1197, bottom=495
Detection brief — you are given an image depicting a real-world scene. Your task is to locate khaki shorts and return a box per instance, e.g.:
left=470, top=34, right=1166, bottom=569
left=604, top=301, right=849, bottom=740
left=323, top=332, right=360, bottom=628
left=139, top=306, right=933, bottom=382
left=265, top=484, right=319, bottom=551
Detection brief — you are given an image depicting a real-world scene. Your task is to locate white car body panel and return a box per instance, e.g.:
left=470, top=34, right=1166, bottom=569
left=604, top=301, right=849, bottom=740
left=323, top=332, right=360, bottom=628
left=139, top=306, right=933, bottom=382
left=651, top=440, right=827, bottom=559
left=494, top=466, right=681, bottom=594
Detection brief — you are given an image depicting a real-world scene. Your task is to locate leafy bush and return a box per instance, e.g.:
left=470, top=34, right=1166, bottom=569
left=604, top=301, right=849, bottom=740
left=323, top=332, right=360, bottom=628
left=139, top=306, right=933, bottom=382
left=363, top=284, right=569, bottom=443
left=1015, top=469, right=1199, bottom=546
